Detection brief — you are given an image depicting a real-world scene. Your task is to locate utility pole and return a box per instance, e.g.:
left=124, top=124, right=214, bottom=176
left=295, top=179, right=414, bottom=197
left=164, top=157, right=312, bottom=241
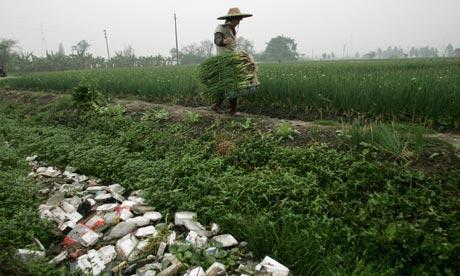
left=40, top=23, right=47, bottom=57
left=104, top=29, right=111, bottom=61
left=174, top=13, right=179, bottom=65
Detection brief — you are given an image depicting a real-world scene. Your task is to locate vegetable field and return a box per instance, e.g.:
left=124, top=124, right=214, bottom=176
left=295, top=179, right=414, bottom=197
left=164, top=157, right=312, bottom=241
left=2, top=58, right=460, bottom=127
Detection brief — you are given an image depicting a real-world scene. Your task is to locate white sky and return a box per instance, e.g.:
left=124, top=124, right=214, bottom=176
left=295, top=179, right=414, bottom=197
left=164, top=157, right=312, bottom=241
left=1, top=0, right=459, bottom=57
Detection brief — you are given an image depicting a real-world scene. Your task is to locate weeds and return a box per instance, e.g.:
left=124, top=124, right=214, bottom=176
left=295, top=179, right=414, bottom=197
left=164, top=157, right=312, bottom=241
left=0, top=96, right=458, bottom=275
left=185, top=111, right=200, bottom=124
left=275, top=121, right=299, bottom=141
left=345, top=123, right=427, bottom=161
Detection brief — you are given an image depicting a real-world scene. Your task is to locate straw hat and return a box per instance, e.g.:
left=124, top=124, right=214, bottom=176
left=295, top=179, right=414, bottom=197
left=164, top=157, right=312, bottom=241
left=218, top=7, right=253, bottom=20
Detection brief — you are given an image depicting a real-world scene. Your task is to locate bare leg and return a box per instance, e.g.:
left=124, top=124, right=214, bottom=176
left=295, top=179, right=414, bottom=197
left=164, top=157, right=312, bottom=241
left=229, top=98, right=237, bottom=115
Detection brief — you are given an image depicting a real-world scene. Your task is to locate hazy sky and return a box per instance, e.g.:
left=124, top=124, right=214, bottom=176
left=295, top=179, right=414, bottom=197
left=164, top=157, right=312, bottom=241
left=1, top=0, right=459, bottom=57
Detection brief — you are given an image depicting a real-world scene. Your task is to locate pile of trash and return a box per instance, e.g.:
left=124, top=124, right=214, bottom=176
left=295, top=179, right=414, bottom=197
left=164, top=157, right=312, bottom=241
left=18, top=155, right=291, bottom=276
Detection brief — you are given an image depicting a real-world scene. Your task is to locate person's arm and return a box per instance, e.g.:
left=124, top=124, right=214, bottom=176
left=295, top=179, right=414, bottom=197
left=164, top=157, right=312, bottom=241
left=214, top=32, right=225, bottom=47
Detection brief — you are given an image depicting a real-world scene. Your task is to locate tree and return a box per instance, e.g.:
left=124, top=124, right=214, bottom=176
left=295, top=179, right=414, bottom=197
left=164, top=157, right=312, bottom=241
left=72, top=40, right=90, bottom=56
left=0, top=38, right=18, bottom=67
left=263, top=35, right=299, bottom=61
left=199, top=40, right=214, bottom=58
left=453, top=48, right=460, bottom=57
left=363, top=51, right=376, bottom=59
left=170, top=48, right=181, bottom=64
left=236, top=37, right=255, bottom=55
left=445, top=44, right=454, bottom=57
left=178, top=41, right=215, bottom=65
left=112, top=45, right=137, bottom=67
left=58, top=43, right=65, bottom=56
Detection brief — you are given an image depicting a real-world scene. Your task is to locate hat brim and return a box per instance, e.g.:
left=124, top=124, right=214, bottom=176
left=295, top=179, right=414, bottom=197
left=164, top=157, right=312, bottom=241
left=218, top=13, right=253, bottom=20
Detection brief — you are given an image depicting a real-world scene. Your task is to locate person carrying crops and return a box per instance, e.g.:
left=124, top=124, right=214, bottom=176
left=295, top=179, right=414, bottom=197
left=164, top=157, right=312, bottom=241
left=212, top=7, right=254, bottom=114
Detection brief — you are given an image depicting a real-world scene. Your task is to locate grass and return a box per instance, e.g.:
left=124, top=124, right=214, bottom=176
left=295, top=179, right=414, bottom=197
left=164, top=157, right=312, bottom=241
left=1, top=58, right=459, bottom=128
left=0, top=93, right=458, bottom=275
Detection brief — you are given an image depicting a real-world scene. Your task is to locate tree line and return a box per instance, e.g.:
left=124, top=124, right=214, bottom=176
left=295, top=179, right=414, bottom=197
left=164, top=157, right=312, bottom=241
left=1, top=37, right=459, bottom=73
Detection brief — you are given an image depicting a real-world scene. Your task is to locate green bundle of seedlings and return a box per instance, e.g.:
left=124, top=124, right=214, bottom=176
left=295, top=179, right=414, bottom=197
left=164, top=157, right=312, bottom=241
left=198, top=51, right=258, bottom=101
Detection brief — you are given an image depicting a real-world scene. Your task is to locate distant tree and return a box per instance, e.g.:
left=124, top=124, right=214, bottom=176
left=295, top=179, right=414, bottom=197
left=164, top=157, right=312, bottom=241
left=180, top=43, right=206, bottom=65
left=199, top=40, right=214, bottom=57
left=445, top=44, right=454, bottom=57
left=262, top=35, right=299, bottom=61
left=0, top=38, right=18, bottom=67
left=177, top=41, right=215, bottom=65
left=330, top=52, right=336, bottom=59
left=72, top=40, right=90, bottom=56
left=409, top=47, right=417, bottom=58
left=112, top=45, right=137, bottom=67
left=363, top=51, right=376, bottom=59
left=354, top=52, right=360, bottom=59
left=453, top=48, right=460, bottom=57
left=321, top=53, right=327, bottom=59
left=122, top=45, right=135, bottom=58
left=236, top=37, right=255, bottom=56
left=377, top=48, right=383, bottom=58
left=170, top=48, right=182, bottom=64
left=58, top=43, right=65, bottom=56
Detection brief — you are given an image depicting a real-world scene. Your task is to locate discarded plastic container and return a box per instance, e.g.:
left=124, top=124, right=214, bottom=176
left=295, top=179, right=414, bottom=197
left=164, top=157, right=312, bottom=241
left=185, top=266, right=205, bottom=276
left=255, top=256, right=290, bottom=276
left=135, top=225, right=157, bottom=238
left=183, top=220, right=212, bottom=237
left=66, top=224, right=100, bottom=247
left=174, top=212, right=197, bottom=226
left=108, top=183, right=125, bottom=194
left=205, top=262, right=226, bottom=276
left=96, top=203, right=119, bottom=212
left=88, top=249, right=106, bottom=275
left=97, top=245, right=117, bottom=265
left=143, top=211, right=163, bottom=222
left=126, top=216, right=150, bottom=227
left=104, top=221, right=137, bottom=241
left=115, top=206, right=134, bottom=221
left=48, top=251, right=68, bottom=265
left=212, top=234, right=238, bottom=248
left=115, top=234, right=139, bottom=259
left=17, top=249, right=45, bottom=261
left=85, top=215, right=106, bottom=231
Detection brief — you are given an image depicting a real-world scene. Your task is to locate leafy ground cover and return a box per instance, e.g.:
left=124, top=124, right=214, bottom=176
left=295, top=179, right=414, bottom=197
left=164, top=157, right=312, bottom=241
left=2, top=58, right=459, bottom=128
left=0, top=92, right=459, bottom=275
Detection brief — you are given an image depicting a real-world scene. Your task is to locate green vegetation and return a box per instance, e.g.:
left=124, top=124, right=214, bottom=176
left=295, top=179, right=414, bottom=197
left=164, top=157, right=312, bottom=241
left=198, top=51, right=256, bottom=101
left=2, top=59, right=459, bottom=128
left=0, top=93, right=458, bottom=275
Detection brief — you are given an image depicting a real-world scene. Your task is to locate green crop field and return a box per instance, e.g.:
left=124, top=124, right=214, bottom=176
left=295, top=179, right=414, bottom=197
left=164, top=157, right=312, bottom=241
left=2, top=58, right=459, bottom=128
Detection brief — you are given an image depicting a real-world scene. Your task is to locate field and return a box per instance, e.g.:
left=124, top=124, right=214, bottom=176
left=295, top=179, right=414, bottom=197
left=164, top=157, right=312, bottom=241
left=0, top=58, right=459, bottom=275
left=2, top=58, right=460, bottom=128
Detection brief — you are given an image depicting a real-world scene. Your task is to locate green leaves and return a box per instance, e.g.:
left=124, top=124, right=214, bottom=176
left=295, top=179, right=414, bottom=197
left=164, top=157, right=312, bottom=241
left=198, top=52, right=256, bottom=101
left=1, top=96, right=459, bottom=275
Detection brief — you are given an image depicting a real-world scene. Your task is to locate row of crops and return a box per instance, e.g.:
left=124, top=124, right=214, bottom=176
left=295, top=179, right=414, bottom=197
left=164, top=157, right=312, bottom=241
left=2, top=58, right=460, bottom=128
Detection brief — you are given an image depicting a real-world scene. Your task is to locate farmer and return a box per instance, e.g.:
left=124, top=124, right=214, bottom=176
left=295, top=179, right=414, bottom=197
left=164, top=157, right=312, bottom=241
left=212, top=7, right=253, bottom=114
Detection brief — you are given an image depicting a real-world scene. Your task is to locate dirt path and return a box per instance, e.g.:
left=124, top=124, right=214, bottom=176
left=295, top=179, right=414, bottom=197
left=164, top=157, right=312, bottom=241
left=1, top=89, right=460, bottom=149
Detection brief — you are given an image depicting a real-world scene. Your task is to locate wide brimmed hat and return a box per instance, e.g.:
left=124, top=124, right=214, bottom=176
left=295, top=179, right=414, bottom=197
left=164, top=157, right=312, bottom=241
left=218, top=7, right=253, bottom=20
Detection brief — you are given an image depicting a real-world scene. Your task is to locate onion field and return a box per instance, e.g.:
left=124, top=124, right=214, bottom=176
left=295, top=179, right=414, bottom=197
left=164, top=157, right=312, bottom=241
left=2, top=58, right=460, bottom=127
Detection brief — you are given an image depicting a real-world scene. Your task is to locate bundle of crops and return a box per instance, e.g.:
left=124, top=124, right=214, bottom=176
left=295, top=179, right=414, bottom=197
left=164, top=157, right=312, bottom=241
left=198, top=51, right=259, bottom=101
